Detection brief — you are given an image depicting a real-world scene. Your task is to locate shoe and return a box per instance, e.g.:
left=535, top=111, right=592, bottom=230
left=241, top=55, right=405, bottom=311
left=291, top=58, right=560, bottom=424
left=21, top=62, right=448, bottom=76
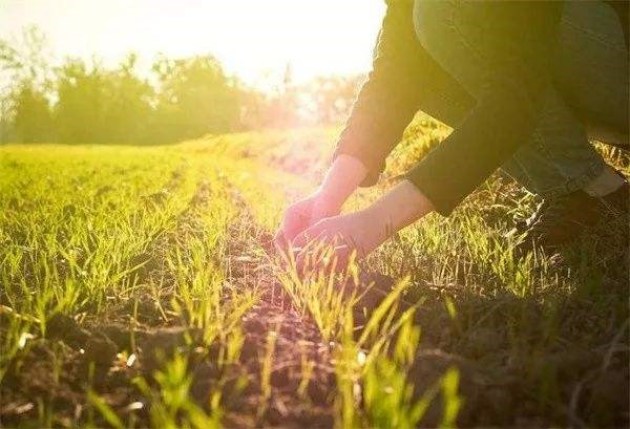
left=512, top=176, right=628, bottom=255
left=599, top=179, right=629, bottom=218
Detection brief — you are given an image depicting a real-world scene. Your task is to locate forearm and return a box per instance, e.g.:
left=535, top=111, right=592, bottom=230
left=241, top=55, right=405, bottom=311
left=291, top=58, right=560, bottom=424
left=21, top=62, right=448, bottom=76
left=332, top=1, right=425, bottom=187
left=291, top=179, right=434, bottom=259
left=365, top=180, right=435, bottom=239
left=318, top=154, right=367, bottom=210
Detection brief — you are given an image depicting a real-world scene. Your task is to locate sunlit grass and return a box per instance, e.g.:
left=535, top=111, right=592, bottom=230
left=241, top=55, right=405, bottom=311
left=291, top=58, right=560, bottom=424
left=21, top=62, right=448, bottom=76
left=0, top=122, right=627, bottom=427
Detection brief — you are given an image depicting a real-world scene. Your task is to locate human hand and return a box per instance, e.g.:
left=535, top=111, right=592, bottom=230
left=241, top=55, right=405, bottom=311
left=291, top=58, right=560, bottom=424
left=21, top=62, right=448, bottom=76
left=290, top=180, right=436, bottom=273
left=274, top=154, right=368, bottom=251
left=273, top=191, right=341, bottom=251
left=292, top=209, right=389, bottom=271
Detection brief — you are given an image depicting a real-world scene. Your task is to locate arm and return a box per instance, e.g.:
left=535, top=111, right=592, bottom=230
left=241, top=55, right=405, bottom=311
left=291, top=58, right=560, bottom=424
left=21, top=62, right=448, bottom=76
left=274, top=154, right=367, bottom=245
left=292, top=180, right=434, bottom=259
left=407, top=3, right=564, bottom=215
left=367, top=179, right=435, bottom=235
left=333, top=0, right=427, bottom=187
left=292, top=3, right=566, bottom=262
left=275, top=1, right=425, bottom=245
left=318, top=154, right=368, bottom=212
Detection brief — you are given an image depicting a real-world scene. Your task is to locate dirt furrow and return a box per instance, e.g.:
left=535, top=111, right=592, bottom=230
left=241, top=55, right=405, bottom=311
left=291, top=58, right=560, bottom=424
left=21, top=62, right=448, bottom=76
left=217, top=180, right=338, bottom=427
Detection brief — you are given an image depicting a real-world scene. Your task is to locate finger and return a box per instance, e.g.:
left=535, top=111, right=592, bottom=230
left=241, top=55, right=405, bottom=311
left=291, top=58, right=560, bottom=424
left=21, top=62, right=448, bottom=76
left=292, top=232, right=307, bottom=251
left=273, top=234, right=291, bottom=269
left=295, top=236, right=343, bottom=276
left=282, top=210, right=310, bottom=243
left=295, top=243, right=326, bottom=276
left=295, top=251, right=306, bottom=276
left=292, top=224, right=326, bottom=250
left=277, top=245, right=295, bottom=271
left=273, top=229, right=289, bottom=252
left=273, top=229, right=283, bottom=247
left=331, top=243, right=352, bottom=272
left=292, top=229, right=313, bottom=250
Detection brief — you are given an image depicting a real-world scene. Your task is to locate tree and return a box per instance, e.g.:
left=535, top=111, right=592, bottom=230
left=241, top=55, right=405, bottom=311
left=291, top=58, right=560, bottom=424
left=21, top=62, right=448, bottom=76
left=0, top=26, right=54, bottom=143
left=102, top=54, right=154, bottom=144
left=13, top=83, right=53, bottom=143
left=151, top=55, right=241, bottom=142
left=54, top=58, right=110, bottom=143
left=2, top=26, right=360, bottom=144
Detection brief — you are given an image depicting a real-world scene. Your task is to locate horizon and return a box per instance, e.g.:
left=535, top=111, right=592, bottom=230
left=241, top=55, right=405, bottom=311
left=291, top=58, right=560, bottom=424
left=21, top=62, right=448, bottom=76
left=0, top=0, right=386, bottom=87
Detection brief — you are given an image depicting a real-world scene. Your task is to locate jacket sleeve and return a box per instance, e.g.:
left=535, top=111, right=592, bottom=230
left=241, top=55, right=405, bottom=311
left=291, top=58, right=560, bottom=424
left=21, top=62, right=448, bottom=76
left=333, top=0, right=425, bottom=186
left=406, top=3, right=564, bottom=215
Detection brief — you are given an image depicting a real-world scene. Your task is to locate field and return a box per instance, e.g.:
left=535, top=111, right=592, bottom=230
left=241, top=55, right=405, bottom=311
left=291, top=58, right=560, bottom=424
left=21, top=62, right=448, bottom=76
left=1, top=119, right=628, bottom=428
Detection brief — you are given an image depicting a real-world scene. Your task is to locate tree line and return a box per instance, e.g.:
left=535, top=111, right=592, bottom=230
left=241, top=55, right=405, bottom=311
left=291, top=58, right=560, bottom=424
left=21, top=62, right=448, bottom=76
left=0, top=27, right=364, bottom=145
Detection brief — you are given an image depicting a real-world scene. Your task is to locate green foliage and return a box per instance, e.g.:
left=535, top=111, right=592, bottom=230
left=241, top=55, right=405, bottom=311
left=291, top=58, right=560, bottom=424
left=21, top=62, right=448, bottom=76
left=51, top=54, right=241, bottom=145
left=133, top=354, right=222, bottom=429
left=13, top=83, right=53, bottom=143
left=0, top=126, right=627, bottom=428
left=0, top=26, right=52, bottom=85
left=258, top=329, right=278, bottom=418
left=362, top=313, right=462, bottom=429
left=0, top=27, right=364, bottom=145
left=0, top=26, right=53, bottom=143
left=1, top=30, right=243, bottom=144
left=151, top=55, right=241, bottom=142
left=55, top=55, right=155, bottom=144
left=87, top=390, right=125, bottom=429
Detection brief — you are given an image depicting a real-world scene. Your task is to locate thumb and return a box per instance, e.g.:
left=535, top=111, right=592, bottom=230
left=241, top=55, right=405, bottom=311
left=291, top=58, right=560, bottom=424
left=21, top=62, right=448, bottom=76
left=283, top=210, right=311, bottom=243
left=273, top=229, right=289, bottom=251
left=292, top=221, right=329, bottom=250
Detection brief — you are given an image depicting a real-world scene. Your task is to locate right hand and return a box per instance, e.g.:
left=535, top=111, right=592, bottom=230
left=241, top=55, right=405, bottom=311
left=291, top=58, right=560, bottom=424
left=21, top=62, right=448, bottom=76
left=273, top=191, right=341, bottom=251
left=273, top=154, right=368, bottom=254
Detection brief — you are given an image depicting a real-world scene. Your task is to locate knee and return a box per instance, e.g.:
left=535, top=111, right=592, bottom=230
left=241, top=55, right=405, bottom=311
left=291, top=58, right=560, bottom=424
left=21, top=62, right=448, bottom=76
left=412, top=0, right=427, bottom=48
left=412, top=0, right=461, bottom=68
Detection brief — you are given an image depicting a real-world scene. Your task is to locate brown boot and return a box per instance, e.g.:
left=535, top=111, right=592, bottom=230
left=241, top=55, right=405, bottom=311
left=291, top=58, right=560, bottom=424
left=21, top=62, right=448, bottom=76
left=513, top=177, right=629, bottom=255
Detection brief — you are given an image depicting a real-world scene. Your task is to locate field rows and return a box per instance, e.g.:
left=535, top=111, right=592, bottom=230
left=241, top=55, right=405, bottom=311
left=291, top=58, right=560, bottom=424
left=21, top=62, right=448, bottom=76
left=1, top=128, right=628, bottom=428
left=0, top=141, right=446, bottom=428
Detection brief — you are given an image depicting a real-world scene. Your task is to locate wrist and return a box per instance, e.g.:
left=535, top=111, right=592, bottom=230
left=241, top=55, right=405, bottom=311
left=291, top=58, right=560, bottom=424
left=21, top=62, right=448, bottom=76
left=358, top=205, right=393, bottom=246
left=366, top=180, right=434, bottom=234
left=313, top=188, right=344, bottom=215
left=317, top=155, right=368, bottom=211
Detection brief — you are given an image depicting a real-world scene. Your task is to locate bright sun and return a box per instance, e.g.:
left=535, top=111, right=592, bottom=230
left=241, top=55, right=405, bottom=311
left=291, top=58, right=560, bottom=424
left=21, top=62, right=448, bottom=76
left=0, top=0, right=385, bottom=84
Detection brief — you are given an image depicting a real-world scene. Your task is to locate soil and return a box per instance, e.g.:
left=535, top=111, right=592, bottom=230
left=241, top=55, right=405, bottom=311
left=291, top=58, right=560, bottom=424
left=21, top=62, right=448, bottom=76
left=1, top=185, right=628, bottom=428
left=3, top=244, right=629, bottom=428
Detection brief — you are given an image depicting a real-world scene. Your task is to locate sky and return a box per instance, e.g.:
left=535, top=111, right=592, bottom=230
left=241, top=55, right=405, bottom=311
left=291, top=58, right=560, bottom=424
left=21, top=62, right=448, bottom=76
left=0, top=0, right=386, bottom=85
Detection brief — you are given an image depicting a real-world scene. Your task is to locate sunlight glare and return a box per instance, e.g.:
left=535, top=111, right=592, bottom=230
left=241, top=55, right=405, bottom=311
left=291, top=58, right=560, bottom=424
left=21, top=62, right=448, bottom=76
left=0, top=0, right=386, bottom=84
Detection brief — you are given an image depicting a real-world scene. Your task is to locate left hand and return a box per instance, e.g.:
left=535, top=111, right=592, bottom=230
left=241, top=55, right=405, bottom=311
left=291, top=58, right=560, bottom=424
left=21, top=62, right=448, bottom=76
left=291, top=209, right=389, bottom=271
left=288, top=180, right=436, bottom=273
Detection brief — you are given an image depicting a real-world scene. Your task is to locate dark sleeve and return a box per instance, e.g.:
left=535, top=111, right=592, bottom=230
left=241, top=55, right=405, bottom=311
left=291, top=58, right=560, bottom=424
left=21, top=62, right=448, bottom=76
left=333, top=0, right=424, bottom=186
left=406, top=3, right=564, bottom=215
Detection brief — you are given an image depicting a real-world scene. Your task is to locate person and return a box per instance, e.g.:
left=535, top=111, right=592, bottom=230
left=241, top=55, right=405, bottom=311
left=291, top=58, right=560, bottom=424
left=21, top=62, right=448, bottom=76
left=275, top=0, right=629, bottom=262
